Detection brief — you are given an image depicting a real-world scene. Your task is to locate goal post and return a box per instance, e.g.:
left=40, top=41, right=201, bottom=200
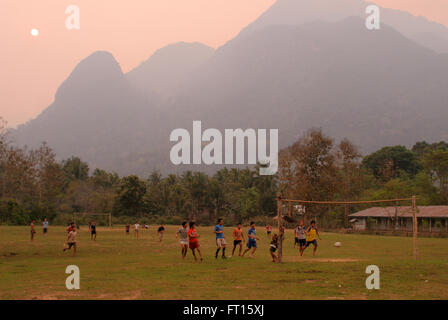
left=275, top=195, right=418, bottom=263
left=73, top=212, right=112, bottom=227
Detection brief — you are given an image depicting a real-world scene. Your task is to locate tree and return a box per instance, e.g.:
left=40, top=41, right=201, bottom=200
left=62, top=156, right=89, bottom=182
left=362, top=146, right=421, bottom=181
left=114, top=175, right=147, bottom=216
left=278, top=129, right=338, bottom=219
left=422, top=149, right=448, bottom=200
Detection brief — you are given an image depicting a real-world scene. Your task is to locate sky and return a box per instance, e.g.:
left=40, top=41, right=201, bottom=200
left=1, top=0, right=447, bottom=127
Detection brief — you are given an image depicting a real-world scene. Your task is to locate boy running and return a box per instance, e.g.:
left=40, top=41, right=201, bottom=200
left=90, top=221, right=97, bottom=240
left=297, top=220, right=307, bottom=256
left=30, top=221, right=36, bottom=241
left=213, top=218, right=227, bottom=259
left=158, top=224, right=165, bottom=242
left=43, top=218, right=49, bottom=235
left=303, top=220, right=321, bottom=256
left=176, top=222, right=189, bottom=259
left=266, top=224, right=272, bottom=239
left=242, top=221, right=260, bottom=258
left=134, top=223, right=140, bottom=238
left=231, top=223, right=245, bottom=257
left=63, top=227, right=77, bottom=256
left=125, top=223, right=130, bottom=235
left=270, top=234, right=279, bottom=262
left=188, top=222, right=203, bottom=262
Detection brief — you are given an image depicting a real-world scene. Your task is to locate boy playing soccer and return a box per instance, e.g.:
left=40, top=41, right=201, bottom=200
left=213, top=218, right=227, bottom=259
left=176, top=222, right=189, bottom=259
left=43, top=218, right=49, bottom=235
left=90, top=221, right=97, bottom=240
left=188, top=222, right=203, bottom=262
left=266, top=224, right=272, bottom=239
left=303, top=220, right=322, bottom=256
left=30, top=221, right=36, bottom=241
left=158, top=224, right=165, bottom=242
left=297, top=220, right=307, bottom=256
left=231, top=223, right=245, bottom=257
left=242, top=221, right=260, bottom=258
left=63, top=227, right=77, bottom=256
left=125, top=223, right=130, bottom=235
left=270, top=234, right=279, bottom=262
left=134, top=222, right=140, bottom=238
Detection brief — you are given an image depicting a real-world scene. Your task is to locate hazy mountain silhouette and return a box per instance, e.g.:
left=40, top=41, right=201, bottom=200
left=12, top=1, right=448, bottom=176
left=240, top=0, right=448, bottom=53
left=126, top=42, right=214, bottom=99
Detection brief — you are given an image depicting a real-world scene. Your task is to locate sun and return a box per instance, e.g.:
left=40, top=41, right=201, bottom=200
left=30, top=28, right=39, bottom=37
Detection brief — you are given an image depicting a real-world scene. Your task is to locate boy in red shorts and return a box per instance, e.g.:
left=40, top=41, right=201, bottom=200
left=187, top=221, right=203, bottom=262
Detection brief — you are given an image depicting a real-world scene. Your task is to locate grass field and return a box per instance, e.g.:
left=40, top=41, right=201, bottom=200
left=0, top=225, right=447, bottom=300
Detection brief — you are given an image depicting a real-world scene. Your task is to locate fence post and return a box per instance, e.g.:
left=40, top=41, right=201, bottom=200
left=412, top=195, right=418, bottom=260
left=277, top=194, right=284, bottom=263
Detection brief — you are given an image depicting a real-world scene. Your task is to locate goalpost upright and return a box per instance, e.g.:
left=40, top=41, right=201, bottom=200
left=275, top=195, right=418, bottom=263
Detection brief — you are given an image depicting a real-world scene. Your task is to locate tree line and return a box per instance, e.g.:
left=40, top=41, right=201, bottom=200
left=2, top=117, right=448, bottom=226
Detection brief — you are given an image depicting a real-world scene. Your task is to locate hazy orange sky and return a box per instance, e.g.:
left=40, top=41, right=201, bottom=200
left=1, top=0, right=447, bottom=127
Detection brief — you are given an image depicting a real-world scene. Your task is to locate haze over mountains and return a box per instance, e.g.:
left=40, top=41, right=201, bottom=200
left=13, top=0, right=448, bottom=176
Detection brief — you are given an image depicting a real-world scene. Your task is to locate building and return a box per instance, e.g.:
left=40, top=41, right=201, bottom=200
left=349, top=206, right=448, bottom=235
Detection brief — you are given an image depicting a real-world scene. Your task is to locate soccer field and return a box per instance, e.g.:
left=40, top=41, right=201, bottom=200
left=0, top=225, right=447, bottom=300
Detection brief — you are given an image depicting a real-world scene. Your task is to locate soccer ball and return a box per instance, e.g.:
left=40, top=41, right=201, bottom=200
left=334, top=242, right=341, bottom=247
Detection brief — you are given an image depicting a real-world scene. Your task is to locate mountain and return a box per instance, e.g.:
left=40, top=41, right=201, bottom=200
left=239, top=0, right=448, bottom=54
left=12, top=1, right=448, bottom=176
left=126, top=42, right=214, bottom=99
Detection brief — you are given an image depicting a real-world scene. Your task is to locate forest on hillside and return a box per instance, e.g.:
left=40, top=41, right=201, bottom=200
left=1, top=117, right=448, bottom=227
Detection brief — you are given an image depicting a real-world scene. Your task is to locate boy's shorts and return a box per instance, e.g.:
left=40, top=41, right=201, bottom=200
left=299, top=239, right=306, bottom=247
left=180, top=240, right=188, bottom=245
left=306, top=240, right=317, bottom=247
left=233, top=240, right=242, bottom=246
left=189, top=240, right=200, bottom=249
left=216, top=238, right=226, bottom=248
left=67, top=242, right=76, bottom=249
left=247, top=239, right=257, bottom=249
left=43, top=228, right=48, bottom=234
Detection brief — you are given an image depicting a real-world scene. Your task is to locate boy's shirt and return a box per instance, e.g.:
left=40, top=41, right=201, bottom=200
left=297, top=226, right=307, bottom=239
left=233, top=228, right=243, bottom=240
left=188, top=228, right=198, bottom=241
left=68, top=231, right=77, bottom=243
left=214, top=225, right=224, bottom=239
left=306, top=227, right=318, bottom=242
left=178, top=227, right=188, bottom=241
left=248, top=227, right=256, bottom=240
left=135, top=224, right=140, bottom=230
left=43, top=221, right=49, bottom=228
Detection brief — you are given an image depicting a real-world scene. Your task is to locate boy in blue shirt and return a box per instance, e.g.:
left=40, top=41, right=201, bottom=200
left=242, top=221, right=260, bottom=258
left=213, top=218, right=227, bottom=259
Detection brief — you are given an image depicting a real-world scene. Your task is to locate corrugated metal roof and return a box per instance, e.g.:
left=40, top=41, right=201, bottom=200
left=349, top=206, right=448, bottom=218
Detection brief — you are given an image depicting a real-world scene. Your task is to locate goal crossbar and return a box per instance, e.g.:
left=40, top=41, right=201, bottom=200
left=275, top=195, right=418, bottom=263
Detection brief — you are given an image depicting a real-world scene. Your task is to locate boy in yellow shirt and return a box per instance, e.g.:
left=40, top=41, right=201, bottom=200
left=303, top=220, right=321, bottom=256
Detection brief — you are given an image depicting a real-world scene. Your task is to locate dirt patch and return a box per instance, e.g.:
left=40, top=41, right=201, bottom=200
left=1, top=252, right=18, bottom=258
left=284, top=257, right=363, bottom=263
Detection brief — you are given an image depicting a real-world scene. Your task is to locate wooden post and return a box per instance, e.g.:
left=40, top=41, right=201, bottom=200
left=109, top=214, right=112, bottom=228
left=277, top=194, right=284, bottom=263
left=429, top=218, right=432, bottom=233
left=412, top=195, right=418, bottom=260
left=344, top=204, right=349, bottom=228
